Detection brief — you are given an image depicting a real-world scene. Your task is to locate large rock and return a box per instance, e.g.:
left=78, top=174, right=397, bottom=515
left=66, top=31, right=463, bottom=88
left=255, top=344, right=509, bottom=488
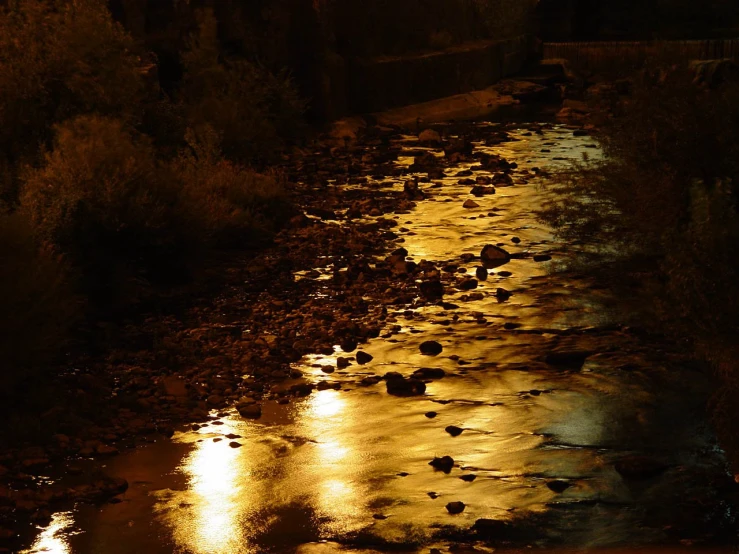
left=385, top=374, right=426, bottom=396
left=480, top=244, right=511, bottom=268
left=418, top=128, right=442, bottom=145
left=419, top=340, right=443, bottom=356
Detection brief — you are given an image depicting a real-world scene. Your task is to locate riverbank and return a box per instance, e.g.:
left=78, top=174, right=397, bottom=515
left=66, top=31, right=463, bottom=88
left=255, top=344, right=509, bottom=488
left=6, top=110, right=739, bottom=553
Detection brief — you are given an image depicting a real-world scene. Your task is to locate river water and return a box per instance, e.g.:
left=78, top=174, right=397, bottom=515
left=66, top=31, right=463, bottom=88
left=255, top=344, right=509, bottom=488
left=20, top=123, right=737, bottom=553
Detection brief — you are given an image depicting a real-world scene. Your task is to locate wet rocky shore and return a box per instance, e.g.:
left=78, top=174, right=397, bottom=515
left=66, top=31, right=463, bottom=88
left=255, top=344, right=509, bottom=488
left=3, top=113, right=739, bottom=554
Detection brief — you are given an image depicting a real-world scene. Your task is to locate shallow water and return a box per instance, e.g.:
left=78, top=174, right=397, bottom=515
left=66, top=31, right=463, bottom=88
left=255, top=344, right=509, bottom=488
left=20, top=124, right=736, bottom=554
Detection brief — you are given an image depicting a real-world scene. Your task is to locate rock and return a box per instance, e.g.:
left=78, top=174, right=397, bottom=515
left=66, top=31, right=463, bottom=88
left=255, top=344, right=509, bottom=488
left=229, top=441, right=242, bottom=448
left=160, top=376, right=188, bottom=398
left=340, top=337, right=358, bottom=352
left=420, top=340, right=443, bottom=356
left=511, top=236, right=521, bottom=243
left=546, top=480, right=571, bottom=493
left=614, top=456, right=669, bottom=480
left=533, top=254, right=552, bottom=262
left=463, top=199, right=480, bottom=209
left=475, top=267, right=488, bottom=280
left=336, top=357, right=350, bottom=369
left=356, top=351, right=373, bottom=365
left=457, top=278, right=478, bottom=291
left=429, top=455, right=455, bottom=473
left=385, top=375, right=426, bottom=396
left=470, top=185, right=495, bottom=197
left=446, top=501, right=466, bottom=514
left=360, top=375, right=381, bottom=386
left=445, top=425, right=463, bottom=437
left=413, top=367, right=446, bottom=379
left=495, top=288, right=512, bottom=301
left=237, top=403, right=262, bottom=419
left=418, top=128, right=442, bottom=145
left=425, top=411, right=438, bottom=418
left=480, top=244, right=511, bottom=268
left=460, top=474, right=477, bottom=482
left=420, top=280, right=444, bottom=300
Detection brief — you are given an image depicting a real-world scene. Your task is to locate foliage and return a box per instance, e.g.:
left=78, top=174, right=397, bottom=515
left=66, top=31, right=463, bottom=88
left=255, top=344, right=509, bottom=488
left=539, top=68, right=739, bottom=461
left=173, top=126, right=295, bottom=248
left=20, top=116, right=193, bottom=311
left=0, top=0, right=145, bottom=204
left=0, top=212, right=79, bottom=395
left=179, top=9, right=305, bottom=166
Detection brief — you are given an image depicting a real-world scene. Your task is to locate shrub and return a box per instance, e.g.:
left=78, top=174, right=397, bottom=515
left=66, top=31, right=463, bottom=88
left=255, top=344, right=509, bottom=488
left=179, top=9, right=305, bottom=166
left=20, top=116, right=194, bottom=312
left=0, top=212, right=79, bottom=397
left=539, top=67, right=739, bottom=463
left=173, top=127, right=295, bottom=248
left=0, top=0, right=146, bottom=204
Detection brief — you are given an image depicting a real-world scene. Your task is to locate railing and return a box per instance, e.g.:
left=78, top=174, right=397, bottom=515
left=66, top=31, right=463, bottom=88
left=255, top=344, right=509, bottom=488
left=542, top=39, right=739, bottom=71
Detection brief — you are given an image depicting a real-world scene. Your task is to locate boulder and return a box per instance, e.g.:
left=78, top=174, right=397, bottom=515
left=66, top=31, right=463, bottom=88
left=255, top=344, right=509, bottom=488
left=480, top=244, right=511, bottom=268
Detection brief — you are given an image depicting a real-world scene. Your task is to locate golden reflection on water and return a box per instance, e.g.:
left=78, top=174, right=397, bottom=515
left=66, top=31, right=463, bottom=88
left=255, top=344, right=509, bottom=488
left=21, top=511, right=76, bottom=554
left=167, top=418, right=257, bottom=554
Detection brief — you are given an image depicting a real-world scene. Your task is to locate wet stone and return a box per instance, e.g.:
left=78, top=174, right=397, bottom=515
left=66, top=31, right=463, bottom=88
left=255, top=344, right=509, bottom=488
left=544, top=350, right=591, bottom=370
left=336, top=357, right=350, bottom=369
left=413, top=367, right=446, bottom=379
left=480, top=244, right=511, bottom=268
left=445, top=425, right=464, bottom=437
left=446, top=501, right=466, bottom=514
left=460, top=474, right=477, bottom=482
left=229, top=441, right=242, bottom=448
left=425, top=411, right=438, bottom=418
left=533, top=254, right=552, bottom=262
left=355, top=351, right=373, bottom=364
left=475, top=267, right=488, bottom=280
left=429, top=455, right=455, bottom=473
left=546, top=480, right=571, bottom=493
left=385, top=376, right=426, bottom=396
left=420, top=340, right=443, bottom=356
left=463, top=199, right=480, bottom=209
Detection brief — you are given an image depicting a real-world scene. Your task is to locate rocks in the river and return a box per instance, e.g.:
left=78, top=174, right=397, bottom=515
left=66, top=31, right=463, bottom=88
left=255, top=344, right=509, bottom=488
left=404, top=178, right=426, bottom=200
left=444, top=137, right=473, bottom=157
left=237, top=403, right=262, bottom=419
left=418, top=128, right=442, bottom=145
left=385, top=375, right=426, bottom=396
left=446, top=501, right=466, bottom=514
left=429, top=455, right=455, bottom=473
left=360, top=375, right=381, bottom=386
left=480, top=244, right=511, bottom=268
left=460, top=474, right=477, bottom=482
left=470, top=185, right=495, bottom=197
left=463, top=199, right=480, bottom=209
left=420, top=280, right=444, bottom=300
left=340, top=337, right=358, bottom=353
left=614, top=456, right=669, bottom=480
left=229, top=441, right=242, bottom=448
left=445, top=425, right=463, bottom=437
left=511, top=236, right=521, bottom=244
left=356, top=351, right=373, bottom=365
left=425, top=411, right=438, bottom=418
left=420, top=340, right=443, bottom=356
left=495, top=288, right=512, bottom=301
left=546, top=480, right=571, bottom=493
left=475, top=266, right=488, bottom=281
left=533, top=254, right=552, bottom=262
left=544, top=350, right=591, bottom=370
left=456, top=278, right=478, bottom=291
left=413, top=367, right=446, bottom=379
left=336, top=356, right=350, bottom=369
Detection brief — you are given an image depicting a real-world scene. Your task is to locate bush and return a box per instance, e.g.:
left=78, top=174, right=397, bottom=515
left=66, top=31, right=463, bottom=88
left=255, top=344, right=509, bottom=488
left=0, top=0, right=146, bottom=204
left=0, top=212, right=79, bottom=396
left=179, top=9, right=305, bottom=166
left=539, top=67, right=739, bottom=462
left=20, top=116, right=193, bottom=312
left=173, top=127, right=295, bottom=248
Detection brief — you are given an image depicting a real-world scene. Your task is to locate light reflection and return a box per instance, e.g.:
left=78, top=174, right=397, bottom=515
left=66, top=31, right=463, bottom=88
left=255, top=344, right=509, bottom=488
left=21, top=511, right=77, bottom=554
left=308, top=389, right=345, bottom=418
left=166, top=418, right=255, bottom=554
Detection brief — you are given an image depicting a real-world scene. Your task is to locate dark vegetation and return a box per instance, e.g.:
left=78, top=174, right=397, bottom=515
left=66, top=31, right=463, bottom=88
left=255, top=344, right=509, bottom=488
left=540, top=65, right=739, bottom=462
left=0, top=0, right=303, bottom=404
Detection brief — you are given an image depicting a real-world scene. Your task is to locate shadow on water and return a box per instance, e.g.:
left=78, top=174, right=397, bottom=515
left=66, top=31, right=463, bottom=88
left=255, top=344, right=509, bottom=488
left=20, top=122, right=738, bottom=554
